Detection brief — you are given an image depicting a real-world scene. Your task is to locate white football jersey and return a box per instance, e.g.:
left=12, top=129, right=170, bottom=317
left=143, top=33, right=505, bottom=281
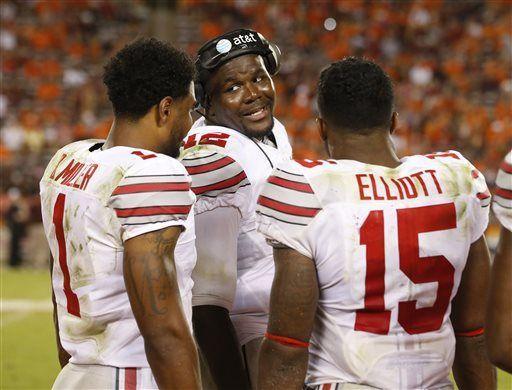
left=40, top=139, right=197, bottom=368
left=180, top=117, right=292, bottom=317
left=256, top=151, right=490, bottom=389
left=493, top=149, right=512, bottom=231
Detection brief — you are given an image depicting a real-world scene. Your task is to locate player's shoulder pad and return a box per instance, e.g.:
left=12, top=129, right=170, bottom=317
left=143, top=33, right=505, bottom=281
left=42, top=139, right=101, bottom=179
left=424, top=150, right=490, bottom=207
left=257, top=159, right=323, bottom=227
left=180, top=149, right=249, bottom=199
left=120, top=147, right=188, bottom=178
left=493, top=149, right=512, bottom=211
left=180, top=124, right=252, bottom=199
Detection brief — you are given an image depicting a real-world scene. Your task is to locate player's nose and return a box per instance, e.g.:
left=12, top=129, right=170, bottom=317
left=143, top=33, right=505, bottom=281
left=242, top=82, right=260, bottom=103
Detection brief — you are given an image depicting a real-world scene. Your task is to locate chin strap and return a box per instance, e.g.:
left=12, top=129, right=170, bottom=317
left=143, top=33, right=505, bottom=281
left=265, top=332, right=310, bottom=348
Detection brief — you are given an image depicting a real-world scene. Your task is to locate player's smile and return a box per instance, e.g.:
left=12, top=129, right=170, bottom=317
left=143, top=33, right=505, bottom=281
left=206, top=54, right=275, bottom=139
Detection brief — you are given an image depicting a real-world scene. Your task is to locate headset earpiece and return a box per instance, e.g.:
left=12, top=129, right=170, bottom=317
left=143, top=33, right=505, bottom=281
left=194, top=81, right=205, bottom=109
left=258, top=33, right=281, bottom=75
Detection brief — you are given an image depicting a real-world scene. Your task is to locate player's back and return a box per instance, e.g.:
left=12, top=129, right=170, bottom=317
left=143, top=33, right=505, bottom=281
left=40, top=140, right=196, bottom=368
left=257, top=151, right=490, bottom=389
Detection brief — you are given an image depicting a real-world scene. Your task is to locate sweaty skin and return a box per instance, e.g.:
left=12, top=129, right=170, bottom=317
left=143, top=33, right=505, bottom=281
left=205, top=54, right=275, bottom=139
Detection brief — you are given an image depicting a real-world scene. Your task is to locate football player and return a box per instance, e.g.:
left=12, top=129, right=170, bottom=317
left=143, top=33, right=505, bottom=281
left=486, top=149, right=512, bottom=373
left=41, top=38, right=201, bottom=389
left=256, top=57, right=496, bottom=389
left=179, top=29, right=292, bottom=388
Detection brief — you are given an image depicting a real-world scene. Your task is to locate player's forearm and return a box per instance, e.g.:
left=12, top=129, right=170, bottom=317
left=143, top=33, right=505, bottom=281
left=258, top=339, right=308, bottom=390
left=486, top=228, right=512, bottom=373
left=453, top=334, right=496, bottom=390
left=144, top=327, right=201, bottom=389
left=193, top=305, right=250, bottom=389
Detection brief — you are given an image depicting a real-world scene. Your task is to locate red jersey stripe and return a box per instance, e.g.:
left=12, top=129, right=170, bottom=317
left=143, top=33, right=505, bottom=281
left=477, top=190, right=491, bottom=200
left=496, top=187, right=512, bottom=200
left=500, top=160, right=512, bottom=174
left=185, top=156, right=234, bottom=175
left=455, top=328, right=484, bottom=337
left=112, top=182, right=190, bottom=195
left=258, top=195, right=321, bottom=218
left=53, top=194, right=81, bottom=318
left=125, top=368, right=137, bottom=390
left=265, top=332, right=309, bottom=348
left=192, top=171, right=247, bottom=195
left=322, top=384, right=332, bottom=390
left=425, top=152, right=460, bottom=160
left=268, top=175, right=314, bottom=193
left=115, top=205, right=191, bottom=218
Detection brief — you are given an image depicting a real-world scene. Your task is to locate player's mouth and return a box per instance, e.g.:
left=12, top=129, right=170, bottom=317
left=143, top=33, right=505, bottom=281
left=242, top=105, right=269, bottom=121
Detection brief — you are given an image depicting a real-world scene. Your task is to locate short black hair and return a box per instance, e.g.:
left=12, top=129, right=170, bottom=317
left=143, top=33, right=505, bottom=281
left=103, top=37, right=195, bottom=120
left=317, top=57, right=394, bottom=131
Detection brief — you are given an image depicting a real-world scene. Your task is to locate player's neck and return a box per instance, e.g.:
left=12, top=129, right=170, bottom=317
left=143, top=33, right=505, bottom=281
left=329, top=131, right=401, bottom=168
left=104, top=117, right=158, bottom=152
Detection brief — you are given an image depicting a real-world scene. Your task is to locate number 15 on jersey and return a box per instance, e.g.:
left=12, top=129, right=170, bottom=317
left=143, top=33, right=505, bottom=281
left=355, top=203, right=457, bottom=335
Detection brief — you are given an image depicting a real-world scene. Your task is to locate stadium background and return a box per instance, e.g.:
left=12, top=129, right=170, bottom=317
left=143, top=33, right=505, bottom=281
left=0, top=0, right=510, bottom=388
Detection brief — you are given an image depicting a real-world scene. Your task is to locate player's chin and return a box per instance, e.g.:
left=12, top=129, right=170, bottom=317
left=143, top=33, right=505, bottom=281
left=242, top=114, right=274, bottom=138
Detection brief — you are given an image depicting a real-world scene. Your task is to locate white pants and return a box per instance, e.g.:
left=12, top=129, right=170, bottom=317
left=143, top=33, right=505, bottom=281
left=52, top=363, right=157, bottom=390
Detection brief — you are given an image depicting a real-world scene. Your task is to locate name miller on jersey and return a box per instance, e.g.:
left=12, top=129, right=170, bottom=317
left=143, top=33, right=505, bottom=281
left=49, top=153, right=99, bottom=191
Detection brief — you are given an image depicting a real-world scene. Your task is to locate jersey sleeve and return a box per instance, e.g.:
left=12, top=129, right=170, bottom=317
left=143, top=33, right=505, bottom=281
left=493, top=150, right=512, bottom=231
left=109, top=156, right=195, bottom=242
left=181, top=150, right=252, bottom=217
left=256, top=161, right=322, bottom=258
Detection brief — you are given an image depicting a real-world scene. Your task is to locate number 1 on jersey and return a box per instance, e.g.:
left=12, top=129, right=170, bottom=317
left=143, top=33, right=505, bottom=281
left=52, top=193, right=81, bottom=317
left=355, top=203, right=456, bottom=335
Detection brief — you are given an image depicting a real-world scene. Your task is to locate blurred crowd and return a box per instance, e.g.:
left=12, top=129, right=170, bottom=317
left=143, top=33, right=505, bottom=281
left=1, top=0, right=510, bottom=264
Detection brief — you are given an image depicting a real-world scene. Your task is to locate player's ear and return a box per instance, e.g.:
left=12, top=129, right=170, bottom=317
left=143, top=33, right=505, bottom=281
left=316, top=117, right=327, bottom=141
left=157, top=96, right=173, bottom=126
left=390, top=112, right=398, bottom=135
left=203, top=94, right=213, bottom=116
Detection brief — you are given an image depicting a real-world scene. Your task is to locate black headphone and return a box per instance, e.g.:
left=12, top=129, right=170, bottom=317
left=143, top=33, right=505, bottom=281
left=194, top=29, right=281, bottom=109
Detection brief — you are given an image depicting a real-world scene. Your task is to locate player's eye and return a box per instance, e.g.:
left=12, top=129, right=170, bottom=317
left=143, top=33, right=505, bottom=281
left=254, top=76, right=263, bottom=83
left=226, top=84, right=240, bottom=92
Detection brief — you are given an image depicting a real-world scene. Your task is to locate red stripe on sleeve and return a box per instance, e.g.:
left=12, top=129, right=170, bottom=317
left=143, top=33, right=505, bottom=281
left=125, top=367, right=137, bottom=390
left=267, top=175, right=314, bottom=193
left=496, top=187, right=512, bottom=200
left=425, top=152, right=460, bottom=160
left=322, top=384, right=332, bottom=390
left=476, top=190, right=491, bottom=200
left=265, top=332, right=309, bottom=348
left=185, top=156, right=234, bottom=175
left=115, top=205, right=191, bottom=218
left=192, top=171, right=247, bottom=195
left=500, top=160, right=512, bottom=174
left=455, top=328, right=484, bottom=337
left=112, top=182, right=190, bottom=195
left=258, top=195, right=320, bottom=218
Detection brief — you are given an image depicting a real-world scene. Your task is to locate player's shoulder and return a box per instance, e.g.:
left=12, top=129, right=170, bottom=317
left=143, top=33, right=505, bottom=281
left=101, top=146, right=188, bottom=177
left=50, top=139, right=101, bottom=161
left=180, top=122, right=253, bottom=198
left=494, top=149, right=512, bottom=204
left=405, top=150, right=481, bottom=183
left=498, top=149, right=512, bottom=172
left=413, top=150, right=474, bottom=168
left=257, top=159, right=323, bottom=226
